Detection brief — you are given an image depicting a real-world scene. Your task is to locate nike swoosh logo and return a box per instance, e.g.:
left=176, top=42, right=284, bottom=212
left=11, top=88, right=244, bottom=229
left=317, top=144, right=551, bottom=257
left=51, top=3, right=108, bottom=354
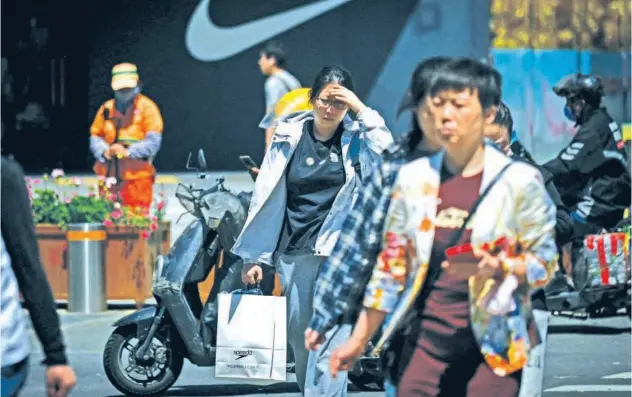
left=186, top=0, right=354, bottom=62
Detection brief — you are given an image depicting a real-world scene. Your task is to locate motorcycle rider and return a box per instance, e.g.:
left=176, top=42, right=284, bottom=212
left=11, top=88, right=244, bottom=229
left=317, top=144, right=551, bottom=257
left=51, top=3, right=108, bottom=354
left=543, top=74, right=631, bottom=290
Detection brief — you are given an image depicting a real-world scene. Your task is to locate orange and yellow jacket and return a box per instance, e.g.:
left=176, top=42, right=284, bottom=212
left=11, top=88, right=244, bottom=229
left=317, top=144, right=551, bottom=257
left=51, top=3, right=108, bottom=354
left=89, top=94, right=163, bottom=181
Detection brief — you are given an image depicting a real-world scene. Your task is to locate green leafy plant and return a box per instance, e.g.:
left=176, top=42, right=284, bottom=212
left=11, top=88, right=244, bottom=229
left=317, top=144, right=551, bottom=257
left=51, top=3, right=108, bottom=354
left=66, top=195, right=114, bottom=224
left=30, top=187, right=71, bottom=227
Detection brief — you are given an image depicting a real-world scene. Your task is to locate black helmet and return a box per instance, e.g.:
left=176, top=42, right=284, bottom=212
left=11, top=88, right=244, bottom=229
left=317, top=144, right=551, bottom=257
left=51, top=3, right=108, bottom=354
left=553, top=74, right=604, bottom=101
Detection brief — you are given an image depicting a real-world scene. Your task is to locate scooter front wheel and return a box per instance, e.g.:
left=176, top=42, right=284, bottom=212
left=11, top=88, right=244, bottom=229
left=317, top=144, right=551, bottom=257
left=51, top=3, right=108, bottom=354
left=103, top=325, right=184, bottom=397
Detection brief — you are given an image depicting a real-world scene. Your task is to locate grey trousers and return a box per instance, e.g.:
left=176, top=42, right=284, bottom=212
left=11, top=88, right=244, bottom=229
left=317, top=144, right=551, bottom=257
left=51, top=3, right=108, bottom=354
left=275, top=253, right=351, bottom=397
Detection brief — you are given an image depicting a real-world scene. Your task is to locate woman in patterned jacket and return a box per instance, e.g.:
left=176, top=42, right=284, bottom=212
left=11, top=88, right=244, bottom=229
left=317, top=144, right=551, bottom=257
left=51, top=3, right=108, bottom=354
left=330, top=58, right=558, bottom=397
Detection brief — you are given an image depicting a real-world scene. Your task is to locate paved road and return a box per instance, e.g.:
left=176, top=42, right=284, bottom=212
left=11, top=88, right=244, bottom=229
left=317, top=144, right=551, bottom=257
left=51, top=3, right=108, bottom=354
left=542, top=315, right=631, bottom=397
left=20, top=311, right=380, bottom=397
left=18, top=311, right=630, bottom=397
left=27, top=172, right=632, bottom=396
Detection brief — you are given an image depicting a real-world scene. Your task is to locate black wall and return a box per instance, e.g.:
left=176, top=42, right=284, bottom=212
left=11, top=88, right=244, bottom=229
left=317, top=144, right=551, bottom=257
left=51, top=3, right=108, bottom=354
left=87, top=0, right=418, bottom=171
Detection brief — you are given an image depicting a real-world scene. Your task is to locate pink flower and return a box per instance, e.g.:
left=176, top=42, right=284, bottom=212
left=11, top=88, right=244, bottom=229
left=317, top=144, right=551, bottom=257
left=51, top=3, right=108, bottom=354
left=103, top=219, right=114, bottom=227
left=33, top=179, right=41, bottom=185
left=71, top=177, right=82, bottom=187
left=110, top=209, right=123, bottom=220
left=25, top=177, right=32, bottom=183
left=150, top=222, right=158, bottom=231
left=156, top=201, right=166, bottom=211
left=107, top=194, right=117, bottom=201
left=141, top=230, right=151, bottom=239
left=151, top=216, right=158, bottom=222
left=51, top=169, right=65, bottom=179
left=65, top=197, right=71, bottom=204
left=88, top=192, right=95, bottom=197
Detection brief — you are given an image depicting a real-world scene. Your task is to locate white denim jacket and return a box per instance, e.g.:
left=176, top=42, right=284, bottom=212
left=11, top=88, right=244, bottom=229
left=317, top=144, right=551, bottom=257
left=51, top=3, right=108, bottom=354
left=231, top=109, right=393, bottom=265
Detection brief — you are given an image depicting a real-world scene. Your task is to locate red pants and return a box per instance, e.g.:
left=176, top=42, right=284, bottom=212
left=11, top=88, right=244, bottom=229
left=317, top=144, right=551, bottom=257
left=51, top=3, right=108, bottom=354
left=104, top=178, right=153, bottom=210
left=397, top=342, right=522, bottom=397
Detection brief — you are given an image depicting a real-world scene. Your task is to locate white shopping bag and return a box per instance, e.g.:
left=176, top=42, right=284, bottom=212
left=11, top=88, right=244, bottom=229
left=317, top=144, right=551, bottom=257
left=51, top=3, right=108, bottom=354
left=215, top=291, right=287, bottom=381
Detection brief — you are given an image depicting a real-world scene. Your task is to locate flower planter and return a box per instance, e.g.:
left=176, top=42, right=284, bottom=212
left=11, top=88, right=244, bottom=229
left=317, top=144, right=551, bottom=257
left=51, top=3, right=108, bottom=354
left=104, top=223, right=171, bottom=305
left=36, top=223, right=282, bottom=306
left=36, top=222, right=172, bottom=307
left=36, top=224, right=69, bottom=300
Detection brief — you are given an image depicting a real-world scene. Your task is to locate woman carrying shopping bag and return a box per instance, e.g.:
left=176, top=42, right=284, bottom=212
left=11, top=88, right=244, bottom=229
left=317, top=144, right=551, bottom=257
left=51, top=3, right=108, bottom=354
left=330, top=58, right=558, bottom=397
left=231, top=65, right=393, bottom=396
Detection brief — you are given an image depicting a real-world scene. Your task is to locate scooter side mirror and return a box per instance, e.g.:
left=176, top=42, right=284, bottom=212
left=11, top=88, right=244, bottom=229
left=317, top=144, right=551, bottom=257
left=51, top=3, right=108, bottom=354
left=185, top=152, right=197, bottom=171
left=197, top=149, right=208, bottom=172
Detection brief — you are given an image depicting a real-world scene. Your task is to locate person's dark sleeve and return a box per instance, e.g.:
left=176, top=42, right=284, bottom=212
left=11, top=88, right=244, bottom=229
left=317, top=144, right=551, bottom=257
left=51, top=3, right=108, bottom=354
left=543, top=122, right=606, bottom=181
left=0, top=156, right=68, bottom=366
left=547, top=178, right=574, bottom=246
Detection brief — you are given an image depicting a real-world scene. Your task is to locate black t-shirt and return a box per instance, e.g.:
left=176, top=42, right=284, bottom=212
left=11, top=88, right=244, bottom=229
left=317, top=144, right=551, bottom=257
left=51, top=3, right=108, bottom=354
left=277, top=120, right=346, bottom=255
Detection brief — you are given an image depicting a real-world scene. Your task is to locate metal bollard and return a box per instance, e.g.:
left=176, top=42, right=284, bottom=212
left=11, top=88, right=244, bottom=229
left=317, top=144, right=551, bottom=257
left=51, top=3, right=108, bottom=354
left=67, top=223, right=107, bottom=313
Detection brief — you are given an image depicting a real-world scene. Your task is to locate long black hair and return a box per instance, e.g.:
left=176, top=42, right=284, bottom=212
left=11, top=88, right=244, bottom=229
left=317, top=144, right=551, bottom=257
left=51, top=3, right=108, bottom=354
left=308, top=65, right=355, bottom=101
left=398, top=57, right=452, bottom=151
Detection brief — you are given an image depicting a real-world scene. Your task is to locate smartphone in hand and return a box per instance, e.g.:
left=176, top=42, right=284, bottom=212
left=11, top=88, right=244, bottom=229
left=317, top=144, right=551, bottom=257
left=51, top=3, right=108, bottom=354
left=239, top=155, right=258, bottom=170
left=239, top=155, right=259, bottom=181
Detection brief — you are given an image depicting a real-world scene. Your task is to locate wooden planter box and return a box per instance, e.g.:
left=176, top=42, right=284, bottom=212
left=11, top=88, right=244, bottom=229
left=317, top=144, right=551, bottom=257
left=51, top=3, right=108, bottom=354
left=105, top=223, right=171, bottom=304
left=36, top=225, right=69, bottom=300
left=36, top=223, right=171, bottom=306
left=36, top=222, right=281, bottom=307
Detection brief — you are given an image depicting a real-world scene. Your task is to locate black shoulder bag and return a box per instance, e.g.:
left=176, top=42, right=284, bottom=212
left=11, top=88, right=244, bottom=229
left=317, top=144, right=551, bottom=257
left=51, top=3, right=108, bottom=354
left=381, top=162, right=514, bottom=385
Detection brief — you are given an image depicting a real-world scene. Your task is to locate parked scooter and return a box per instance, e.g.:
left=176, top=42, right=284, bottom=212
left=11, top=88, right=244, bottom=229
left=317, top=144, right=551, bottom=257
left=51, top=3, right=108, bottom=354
left=103, top=149, right=383, bottom=396
left=545, top=222, right=631, bottom=320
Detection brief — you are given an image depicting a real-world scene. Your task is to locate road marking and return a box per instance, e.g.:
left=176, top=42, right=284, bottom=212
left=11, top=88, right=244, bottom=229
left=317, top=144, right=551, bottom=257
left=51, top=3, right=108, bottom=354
left=545, top=385, right=632, bottom=392
left=602, top=372, right=632, bottom=380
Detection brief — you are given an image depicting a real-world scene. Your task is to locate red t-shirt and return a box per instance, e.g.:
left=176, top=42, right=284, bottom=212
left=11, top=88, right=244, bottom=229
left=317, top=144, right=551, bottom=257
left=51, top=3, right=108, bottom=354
left=415, top=165, right=482, bottom=360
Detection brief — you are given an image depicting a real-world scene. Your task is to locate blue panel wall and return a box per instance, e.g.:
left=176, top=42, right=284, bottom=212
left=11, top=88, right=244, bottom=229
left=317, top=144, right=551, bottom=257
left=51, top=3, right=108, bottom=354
left=492, top=49, right=631, bottom=162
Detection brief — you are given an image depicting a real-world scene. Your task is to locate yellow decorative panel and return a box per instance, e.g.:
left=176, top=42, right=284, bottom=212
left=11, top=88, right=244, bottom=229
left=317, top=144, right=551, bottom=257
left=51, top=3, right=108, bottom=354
left=491, top=0, right=631, bottom=50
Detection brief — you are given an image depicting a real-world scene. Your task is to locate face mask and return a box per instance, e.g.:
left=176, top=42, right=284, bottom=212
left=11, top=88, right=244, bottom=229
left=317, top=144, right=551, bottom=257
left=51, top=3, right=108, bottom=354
left=114, top=88, right=139, bottom=106
left=563, top=104, right=576, bottom=122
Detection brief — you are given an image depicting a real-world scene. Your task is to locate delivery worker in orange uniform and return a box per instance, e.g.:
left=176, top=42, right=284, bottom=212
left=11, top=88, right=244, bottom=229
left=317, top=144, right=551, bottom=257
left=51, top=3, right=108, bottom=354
left=89, top=63, right=163, bottom=210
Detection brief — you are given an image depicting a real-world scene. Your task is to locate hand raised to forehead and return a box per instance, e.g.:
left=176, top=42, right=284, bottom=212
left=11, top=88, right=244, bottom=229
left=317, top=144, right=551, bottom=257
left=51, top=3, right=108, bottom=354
left=328, top=86, right=365, bottom=113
